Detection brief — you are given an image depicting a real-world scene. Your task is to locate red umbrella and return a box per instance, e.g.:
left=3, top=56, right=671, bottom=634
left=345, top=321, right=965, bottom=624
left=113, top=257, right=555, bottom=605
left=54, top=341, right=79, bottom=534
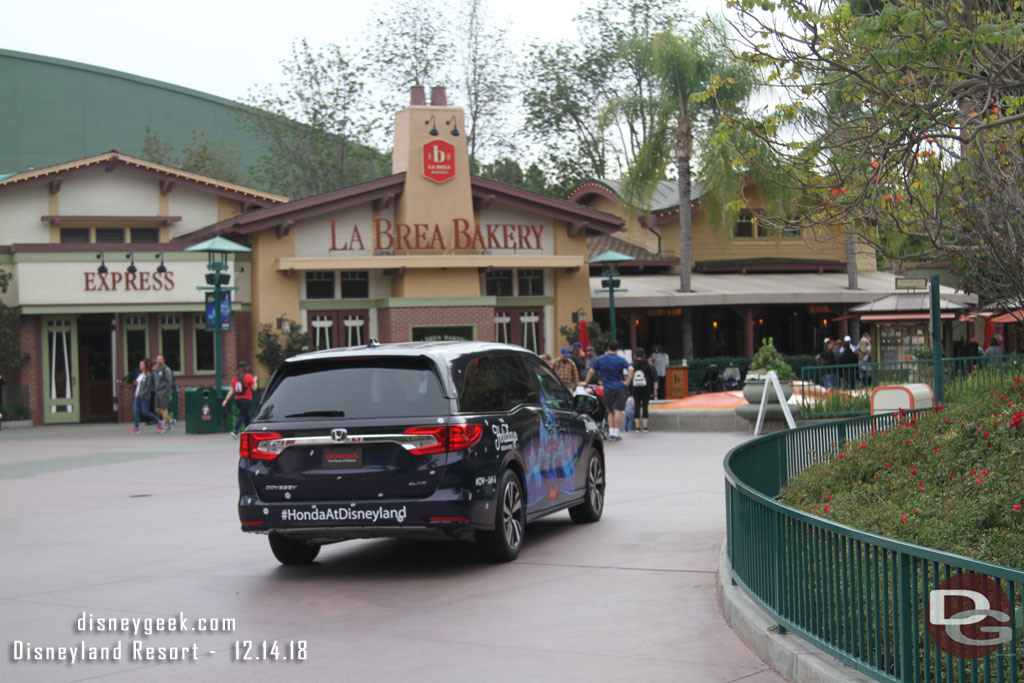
left=578, top=318, right=591, bottom=349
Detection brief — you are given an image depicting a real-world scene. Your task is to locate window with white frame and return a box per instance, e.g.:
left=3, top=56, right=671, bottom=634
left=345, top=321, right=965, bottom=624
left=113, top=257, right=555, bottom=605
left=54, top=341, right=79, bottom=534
left=311, top=315, right=334, bottom=350
left=193, top=315, right=214, bottom=372
left=305, top=271, right=335, bottom=299
left=343, top=314, right=365, bottom=346
left=340, top=271, right=369, bottom=298
left=159, top=315, right=182, bottom=372
left=519, top=311, right=540, bottom=353
left=494, top=312, right=511, bottom=344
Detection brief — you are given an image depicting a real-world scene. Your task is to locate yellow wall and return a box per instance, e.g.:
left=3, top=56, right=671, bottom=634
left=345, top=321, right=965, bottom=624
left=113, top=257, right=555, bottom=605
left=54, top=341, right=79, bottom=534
left=553, top=221, right=592, bottom=348
left=218, top=197, right=243, bottom=221
left=250, top=229, right=298, bottom=377
left=390, top=269, right=481, bottom=298
left=585, top=182, right=877, bottom=271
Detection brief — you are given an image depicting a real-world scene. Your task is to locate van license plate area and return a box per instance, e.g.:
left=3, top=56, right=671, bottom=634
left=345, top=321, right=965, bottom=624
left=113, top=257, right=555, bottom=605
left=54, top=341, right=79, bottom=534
left=324, top=447, right=362, bottom=469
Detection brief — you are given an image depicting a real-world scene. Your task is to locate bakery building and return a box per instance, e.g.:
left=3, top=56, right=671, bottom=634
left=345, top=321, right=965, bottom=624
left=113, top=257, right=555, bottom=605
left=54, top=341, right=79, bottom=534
left=1, top=86, right=622, bottom=425
left=568, top=179, right=977, bottom=359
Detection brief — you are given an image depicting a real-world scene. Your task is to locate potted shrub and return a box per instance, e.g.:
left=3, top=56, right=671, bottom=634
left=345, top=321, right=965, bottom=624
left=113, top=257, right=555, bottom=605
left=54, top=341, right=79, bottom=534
left=742, top=337, right=798, bottom=404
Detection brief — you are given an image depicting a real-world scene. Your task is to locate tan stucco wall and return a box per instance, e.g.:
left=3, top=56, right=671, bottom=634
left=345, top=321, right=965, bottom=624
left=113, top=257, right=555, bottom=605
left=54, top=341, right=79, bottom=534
left=218, top=197, right=243, bottom=221
left=553, top=221, right=592, bottom=348
left=390, top=269, right=481, bottom=298
left=392, top=105, right=473, bottom=254
left=250, top=229, right=298, bottom=377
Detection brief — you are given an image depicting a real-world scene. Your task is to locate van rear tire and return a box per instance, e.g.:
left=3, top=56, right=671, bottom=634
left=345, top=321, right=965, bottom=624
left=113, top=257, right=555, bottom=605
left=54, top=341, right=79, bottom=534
left=269, top=533, right=321, bottom=565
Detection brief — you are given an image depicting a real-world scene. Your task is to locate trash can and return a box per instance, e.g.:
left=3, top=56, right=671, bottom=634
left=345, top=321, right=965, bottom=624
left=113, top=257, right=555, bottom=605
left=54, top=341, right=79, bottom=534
left=666, top=365, right=690, bottom=399
left=185, top=387, right=222, bottom=434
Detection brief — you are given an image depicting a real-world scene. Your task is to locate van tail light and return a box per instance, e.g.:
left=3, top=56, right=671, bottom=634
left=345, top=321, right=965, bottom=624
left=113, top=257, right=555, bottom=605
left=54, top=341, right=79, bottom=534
left=404, top=424, right=483, bottom=456
left=240, top=432, right=284, bottom=460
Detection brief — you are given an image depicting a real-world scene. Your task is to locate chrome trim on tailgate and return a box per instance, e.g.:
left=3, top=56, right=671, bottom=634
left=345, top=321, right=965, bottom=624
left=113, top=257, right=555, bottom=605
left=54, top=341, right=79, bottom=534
left=273, top=433, right=436, bottom=452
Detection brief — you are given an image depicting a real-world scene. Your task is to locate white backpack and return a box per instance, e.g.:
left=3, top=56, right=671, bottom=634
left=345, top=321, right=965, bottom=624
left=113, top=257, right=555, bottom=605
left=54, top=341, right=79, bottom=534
left=633, top=368, right=647, bottom=387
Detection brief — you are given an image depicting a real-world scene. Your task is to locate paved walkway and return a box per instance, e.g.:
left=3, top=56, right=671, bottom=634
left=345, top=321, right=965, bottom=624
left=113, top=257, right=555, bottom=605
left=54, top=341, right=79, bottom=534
left=0, top=423, right=782, bottom=683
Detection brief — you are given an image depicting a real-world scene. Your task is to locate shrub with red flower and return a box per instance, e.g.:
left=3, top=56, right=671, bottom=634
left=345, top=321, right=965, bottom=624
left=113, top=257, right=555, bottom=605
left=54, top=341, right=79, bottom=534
left=780, top=377, right=1024, bottom=569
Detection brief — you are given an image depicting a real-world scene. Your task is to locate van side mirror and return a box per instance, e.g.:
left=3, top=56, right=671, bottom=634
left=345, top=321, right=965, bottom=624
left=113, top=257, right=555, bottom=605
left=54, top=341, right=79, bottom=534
left=573, top=392, right=600, bottom=416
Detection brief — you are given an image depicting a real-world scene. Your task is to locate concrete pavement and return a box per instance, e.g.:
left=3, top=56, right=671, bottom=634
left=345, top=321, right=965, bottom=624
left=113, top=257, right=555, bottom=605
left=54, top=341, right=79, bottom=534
left=0, top=422, right=783, bottom=683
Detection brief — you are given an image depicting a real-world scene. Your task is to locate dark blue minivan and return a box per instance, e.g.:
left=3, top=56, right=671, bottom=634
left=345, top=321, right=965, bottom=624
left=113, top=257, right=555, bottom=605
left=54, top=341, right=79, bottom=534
left=237, top=341, right=605, bottom=564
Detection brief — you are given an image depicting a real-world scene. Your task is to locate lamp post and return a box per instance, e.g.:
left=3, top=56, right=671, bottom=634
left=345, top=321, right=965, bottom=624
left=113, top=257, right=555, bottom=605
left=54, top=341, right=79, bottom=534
left=185, top=237, right=251, bottom=431
left=588, top=250, right=635, bottom=343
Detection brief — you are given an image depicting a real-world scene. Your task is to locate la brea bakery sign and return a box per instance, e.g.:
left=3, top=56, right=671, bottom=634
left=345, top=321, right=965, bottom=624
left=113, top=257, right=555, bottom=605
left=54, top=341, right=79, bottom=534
left=329, top=218, right=546, bottom=252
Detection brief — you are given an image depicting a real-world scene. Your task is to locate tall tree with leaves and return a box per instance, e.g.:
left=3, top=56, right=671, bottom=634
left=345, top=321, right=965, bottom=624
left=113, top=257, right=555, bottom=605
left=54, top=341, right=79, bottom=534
left=521, top=0, right=687, bottom=191
left=455, top=0, right=514, bottom=165
left=369, top=0, right=455, bottom=143
left=617, top=20, right=756, bottom=360
left=726, top=0, right=1024, bottom=307
left=239, top=39, right=387, bottom=198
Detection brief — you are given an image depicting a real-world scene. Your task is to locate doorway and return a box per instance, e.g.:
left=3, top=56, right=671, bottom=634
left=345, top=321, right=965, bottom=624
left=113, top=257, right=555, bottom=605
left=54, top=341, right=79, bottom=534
left=78, top=315, right=117, bottom=422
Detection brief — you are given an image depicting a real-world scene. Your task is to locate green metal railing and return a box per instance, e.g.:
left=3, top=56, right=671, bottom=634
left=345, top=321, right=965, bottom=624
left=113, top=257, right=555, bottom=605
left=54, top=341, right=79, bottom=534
left=800, top=355, right=1024, bottom=419
left=725, top=414, right=1024, bottom=682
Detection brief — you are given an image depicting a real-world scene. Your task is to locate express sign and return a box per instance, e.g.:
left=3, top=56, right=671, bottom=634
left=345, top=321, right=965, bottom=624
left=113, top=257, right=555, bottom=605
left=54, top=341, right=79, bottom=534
left=423, top=140, right=455, bottom=183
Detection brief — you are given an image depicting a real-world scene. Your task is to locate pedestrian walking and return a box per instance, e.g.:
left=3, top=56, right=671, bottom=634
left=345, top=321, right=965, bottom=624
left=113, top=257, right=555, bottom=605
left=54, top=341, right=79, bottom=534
left=222, top=361, right=258, bottom=438
left=651, top=345, right=669, bottom=399
left=152, top=354, right=177, bottom=432
left=570, top=342, right=586, bottom=376
left=130, top=359, right=162, bottom=434
left=553, top=347, right=579, bottom=387
left=631, top=347, right=654, bottom=431
left=583, top=340, right=634, bottom=441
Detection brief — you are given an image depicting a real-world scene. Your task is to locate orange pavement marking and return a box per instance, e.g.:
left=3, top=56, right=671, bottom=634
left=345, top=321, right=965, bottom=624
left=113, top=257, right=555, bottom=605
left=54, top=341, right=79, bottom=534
left=653, top=391, right=747, bottom=410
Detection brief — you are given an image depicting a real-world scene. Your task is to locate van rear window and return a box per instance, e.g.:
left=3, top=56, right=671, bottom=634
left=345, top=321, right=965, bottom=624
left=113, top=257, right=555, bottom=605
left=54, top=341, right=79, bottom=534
left=255, top=357, right=448, bottom=421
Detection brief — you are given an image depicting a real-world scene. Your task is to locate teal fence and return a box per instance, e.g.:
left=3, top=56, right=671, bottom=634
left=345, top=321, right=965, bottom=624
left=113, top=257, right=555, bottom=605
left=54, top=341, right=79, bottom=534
left=725, top=414, right=1024, bottom=682
left=800, top=355, right=1024, bottom=419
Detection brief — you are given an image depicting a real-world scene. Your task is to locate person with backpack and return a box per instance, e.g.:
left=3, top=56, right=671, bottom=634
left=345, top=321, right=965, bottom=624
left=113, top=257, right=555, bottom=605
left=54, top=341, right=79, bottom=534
left=630, top=347, right=654, bottom=432
left=152, top=354, right=177, bottom=432
left=222, top=360, right=257, bottom=438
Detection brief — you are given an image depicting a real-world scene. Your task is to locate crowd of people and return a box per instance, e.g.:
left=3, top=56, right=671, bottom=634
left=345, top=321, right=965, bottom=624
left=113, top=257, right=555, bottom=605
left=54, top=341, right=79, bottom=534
left=542, top=341, right=671, bottom=441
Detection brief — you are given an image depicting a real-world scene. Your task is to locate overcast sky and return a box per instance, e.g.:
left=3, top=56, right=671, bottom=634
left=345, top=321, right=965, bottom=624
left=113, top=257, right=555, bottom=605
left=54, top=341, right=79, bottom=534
left=2, top=0, right=724, bottom=102
left=1, top=0, right=665, bottom=101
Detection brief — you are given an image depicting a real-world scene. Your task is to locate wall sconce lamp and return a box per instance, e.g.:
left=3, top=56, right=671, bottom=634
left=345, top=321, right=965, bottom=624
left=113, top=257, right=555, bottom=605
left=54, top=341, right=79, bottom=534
left=276, top=314, right=291, bottom=335
left=424, top=115, right=439, bottom=136
left=125, top=251, right=137, bottom=274
left=96, top=252, right=108, bottom=274
left=446, top=114, right=460, bottom=136
left=156, top=252, right=167, bottom=274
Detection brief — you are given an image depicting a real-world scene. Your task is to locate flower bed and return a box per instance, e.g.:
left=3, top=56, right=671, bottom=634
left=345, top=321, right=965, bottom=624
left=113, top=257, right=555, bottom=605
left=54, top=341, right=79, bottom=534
left=781, top=378, right=1024, bottom=569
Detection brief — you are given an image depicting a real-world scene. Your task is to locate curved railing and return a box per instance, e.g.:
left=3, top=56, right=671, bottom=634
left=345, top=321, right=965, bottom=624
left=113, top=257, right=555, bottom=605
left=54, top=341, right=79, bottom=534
left=724, top=413, right=1024, bottom=682
left=799, top=354, right=1024, bottom=419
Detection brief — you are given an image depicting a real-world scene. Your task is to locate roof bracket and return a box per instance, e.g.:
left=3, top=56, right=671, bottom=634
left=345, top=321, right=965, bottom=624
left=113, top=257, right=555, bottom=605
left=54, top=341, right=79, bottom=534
left=372, top=192, right=399, bottom=211
left=49, top=180, right=62, bottom=195
left=568, top=221, right=589, bottom=236
left=159, top=180, right=175, bottom=195
left=277, top=221, right=293, bottom=239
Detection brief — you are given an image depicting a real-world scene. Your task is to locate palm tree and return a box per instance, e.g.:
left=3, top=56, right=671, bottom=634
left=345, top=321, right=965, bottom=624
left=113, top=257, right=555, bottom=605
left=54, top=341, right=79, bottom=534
left=618, top=20, right=756, bottom=360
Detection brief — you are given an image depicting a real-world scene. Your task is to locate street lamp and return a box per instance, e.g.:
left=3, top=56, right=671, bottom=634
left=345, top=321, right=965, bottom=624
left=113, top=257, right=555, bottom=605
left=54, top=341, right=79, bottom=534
left=185, top=236, right=251, bottom=432
left=588, top=250, right=635, bottom=342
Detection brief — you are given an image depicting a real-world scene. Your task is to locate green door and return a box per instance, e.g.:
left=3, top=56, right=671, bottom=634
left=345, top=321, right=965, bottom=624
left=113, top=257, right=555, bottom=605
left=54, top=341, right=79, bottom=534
left=42, top=317, right=80, bottom=423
